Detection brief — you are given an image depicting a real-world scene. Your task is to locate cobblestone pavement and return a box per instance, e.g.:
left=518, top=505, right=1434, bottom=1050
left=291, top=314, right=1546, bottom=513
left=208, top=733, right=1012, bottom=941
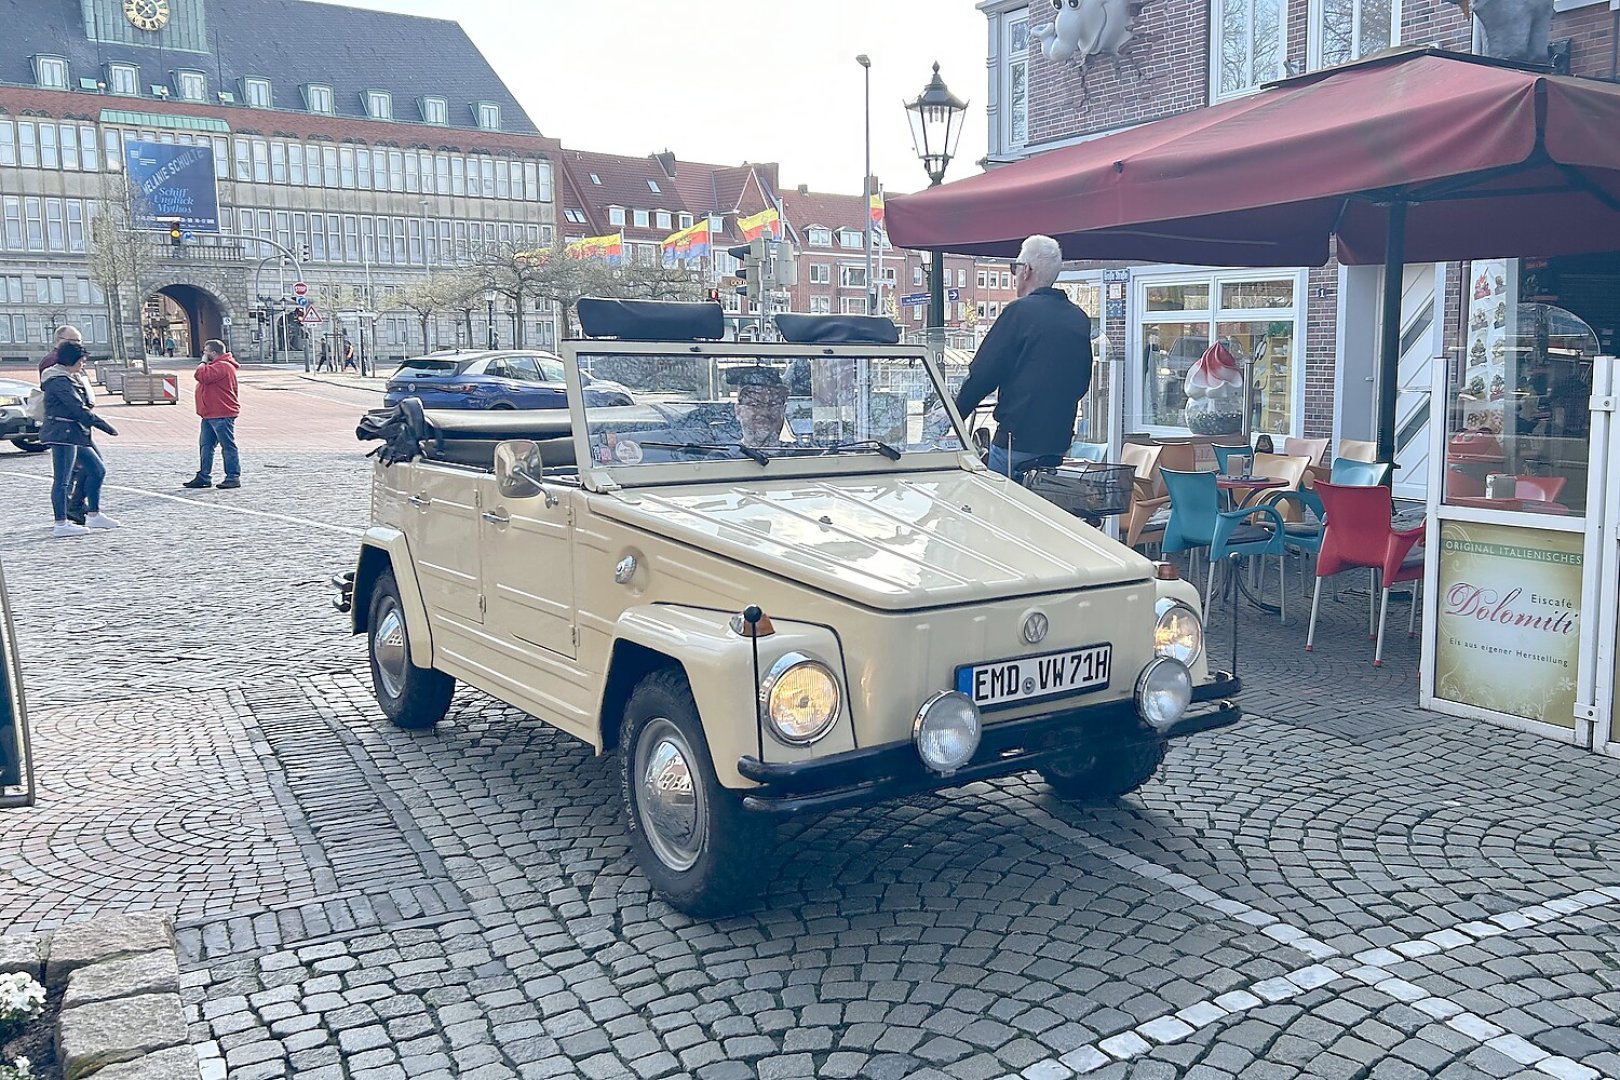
left=1, top=380, right=1617, bottom=1079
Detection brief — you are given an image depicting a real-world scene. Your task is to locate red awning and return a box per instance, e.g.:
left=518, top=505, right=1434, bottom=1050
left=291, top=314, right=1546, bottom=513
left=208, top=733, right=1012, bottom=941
left=886, top=49, right=1620, bottom=267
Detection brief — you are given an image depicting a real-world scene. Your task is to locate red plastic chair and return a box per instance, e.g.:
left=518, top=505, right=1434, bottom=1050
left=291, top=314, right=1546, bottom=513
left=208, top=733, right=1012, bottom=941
left=1515, top=475, right=1567, bottom=503
left=1306, top=481, right=1425, bottom=667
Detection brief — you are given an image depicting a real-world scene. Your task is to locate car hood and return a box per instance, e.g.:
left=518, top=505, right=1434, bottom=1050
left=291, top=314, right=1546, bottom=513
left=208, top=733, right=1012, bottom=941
left=593, top=470, right=1151, bottom=611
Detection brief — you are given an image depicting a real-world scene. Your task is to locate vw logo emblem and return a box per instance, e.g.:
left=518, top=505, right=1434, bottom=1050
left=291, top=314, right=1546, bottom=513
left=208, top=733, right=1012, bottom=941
left=1022, top=612, right=1049, bottom=645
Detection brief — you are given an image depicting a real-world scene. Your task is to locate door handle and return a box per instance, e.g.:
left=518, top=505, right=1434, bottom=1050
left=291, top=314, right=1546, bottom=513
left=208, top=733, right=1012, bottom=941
left=407, top=493, right=432, bottom=508
left=481, top=510, right=511, bottom=525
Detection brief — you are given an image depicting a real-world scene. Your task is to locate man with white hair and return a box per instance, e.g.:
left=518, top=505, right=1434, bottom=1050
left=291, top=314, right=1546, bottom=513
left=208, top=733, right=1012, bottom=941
left=954, top=235, right=1093, bottom=477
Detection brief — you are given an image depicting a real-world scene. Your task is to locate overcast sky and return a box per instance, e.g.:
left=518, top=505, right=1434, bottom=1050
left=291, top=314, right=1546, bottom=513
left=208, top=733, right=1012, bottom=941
left=328, top=0, right=989, bottom=197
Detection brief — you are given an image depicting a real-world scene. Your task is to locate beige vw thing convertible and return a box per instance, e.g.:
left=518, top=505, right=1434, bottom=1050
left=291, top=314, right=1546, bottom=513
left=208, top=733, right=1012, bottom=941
left=337, top=301, right=1240, bottom=915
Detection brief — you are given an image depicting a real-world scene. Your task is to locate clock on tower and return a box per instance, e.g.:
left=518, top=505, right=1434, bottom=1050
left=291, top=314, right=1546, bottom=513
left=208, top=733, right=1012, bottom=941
left=123, top=0, right=171, bottom=31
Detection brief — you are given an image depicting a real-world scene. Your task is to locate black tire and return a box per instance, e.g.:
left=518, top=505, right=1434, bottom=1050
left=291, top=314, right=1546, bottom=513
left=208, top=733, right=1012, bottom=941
left=619, top=668, right=767, bottom=916
left=1038, top=739, right=1167, bottom=801
left=10, top=436, right=45, bottom=454
left=367, top=569, right=454, bottom=730
left=490, top=402, right=517, bottom=410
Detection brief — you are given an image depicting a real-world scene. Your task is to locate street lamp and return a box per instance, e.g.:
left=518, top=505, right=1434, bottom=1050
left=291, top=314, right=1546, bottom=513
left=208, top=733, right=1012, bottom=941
left=484, top=289, right=497, bottom=349
left=857, top=54, right=874, bottom=317
left=905, top=62, right=968, bottom=348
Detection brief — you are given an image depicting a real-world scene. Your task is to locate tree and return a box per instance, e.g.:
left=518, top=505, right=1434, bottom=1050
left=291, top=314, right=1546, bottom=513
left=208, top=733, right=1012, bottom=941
left=435, top=266, right=491, bottom=350
left=475, top=243, right=707, bottom=345
left=394, top=275, right=456, bottom=354
left=86, top=173, right=159, bottom=370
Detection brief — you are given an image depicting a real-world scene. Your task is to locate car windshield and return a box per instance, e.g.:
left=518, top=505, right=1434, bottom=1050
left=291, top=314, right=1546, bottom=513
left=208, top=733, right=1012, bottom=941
left=577, top=350, right=964, bottom=470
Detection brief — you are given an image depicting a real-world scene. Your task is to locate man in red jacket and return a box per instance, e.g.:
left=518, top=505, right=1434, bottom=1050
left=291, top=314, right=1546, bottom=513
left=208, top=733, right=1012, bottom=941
left=185, top=339, right=242, bottom=490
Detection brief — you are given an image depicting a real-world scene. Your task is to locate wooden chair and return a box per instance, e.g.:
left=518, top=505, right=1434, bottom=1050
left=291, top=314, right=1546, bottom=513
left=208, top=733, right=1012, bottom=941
left=1121, top=443, right=1170, bottom=549
left=1284, top=437, right=1329, bottom=467
left=1337, top=438, right=1377, bottom=463
left=1244, top=452, right=1312, bottom=521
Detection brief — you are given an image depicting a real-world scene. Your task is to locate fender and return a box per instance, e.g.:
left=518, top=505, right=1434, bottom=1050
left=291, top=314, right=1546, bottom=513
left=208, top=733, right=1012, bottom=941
left=351, top=526, right=435, bottom=669
left=600, top=605, right=853, bottom=789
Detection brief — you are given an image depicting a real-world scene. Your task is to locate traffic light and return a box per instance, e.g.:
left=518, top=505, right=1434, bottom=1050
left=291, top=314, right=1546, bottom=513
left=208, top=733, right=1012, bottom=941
left=728, top=243, right=752, bottom=299
left=168, top=225, right=182, bottom=247
left=706, top=288, right=721, bottom=304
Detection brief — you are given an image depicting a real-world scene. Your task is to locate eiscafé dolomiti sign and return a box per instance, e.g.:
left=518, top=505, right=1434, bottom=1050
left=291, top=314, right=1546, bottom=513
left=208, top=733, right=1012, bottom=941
left=1434, top=522, right=1583, bottom=727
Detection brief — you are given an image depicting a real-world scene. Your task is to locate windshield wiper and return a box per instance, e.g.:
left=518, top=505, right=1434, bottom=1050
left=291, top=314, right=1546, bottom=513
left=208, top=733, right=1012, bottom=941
left=639, top=441, right=770, bottom=465
left=820, top=439, right=903, bottom=461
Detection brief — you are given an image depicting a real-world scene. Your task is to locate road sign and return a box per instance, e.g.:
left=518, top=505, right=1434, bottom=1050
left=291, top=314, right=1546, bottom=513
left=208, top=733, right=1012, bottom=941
left=900, top=293, right=929, bottom=307
left=181, top=230, right=194, bottom=242
left=947, top=288, right=961, bottom=302
left=221, top=316, right=232, bottom=327
left=293, top=281, right=308, bottom=297
left=294, top=295, right=311, bottom=307
left=300, top=306, right=323, bottom=325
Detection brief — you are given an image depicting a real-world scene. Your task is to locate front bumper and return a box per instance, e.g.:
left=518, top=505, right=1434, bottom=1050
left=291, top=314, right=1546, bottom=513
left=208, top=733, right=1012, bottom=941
left=0, top=409, right=38, bottom=439
left=736, top=671, right=1241, bottom=815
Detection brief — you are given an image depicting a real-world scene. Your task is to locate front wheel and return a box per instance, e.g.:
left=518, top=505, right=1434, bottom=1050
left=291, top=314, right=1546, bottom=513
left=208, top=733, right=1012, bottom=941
left=619, top=669, right=767, bottom=916
left=367, top=569, right=454, bottom=730
left=9, top=436, right=45, bottom=453
left=1038, top=739, right=1166, bottom=802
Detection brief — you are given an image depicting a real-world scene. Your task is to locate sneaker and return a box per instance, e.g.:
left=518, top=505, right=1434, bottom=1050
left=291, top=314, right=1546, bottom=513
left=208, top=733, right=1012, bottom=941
left=183, top=476, right=212, bottom=489
left=53, top=521, right=89, bottom=538
left=85, top=512, right=121, bottom=530
left=218, top=477, right=241, bottom=490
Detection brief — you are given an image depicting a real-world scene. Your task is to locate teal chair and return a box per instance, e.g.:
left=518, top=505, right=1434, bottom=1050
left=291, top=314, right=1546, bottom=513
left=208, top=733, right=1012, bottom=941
left=1161, top=469, right=1289, bottom=622
left=1330, top=457, right=1390, bottom=485
left=1068, top=441, right=1108, bottom=462
left=1211, top=443, right=1253, bottom=474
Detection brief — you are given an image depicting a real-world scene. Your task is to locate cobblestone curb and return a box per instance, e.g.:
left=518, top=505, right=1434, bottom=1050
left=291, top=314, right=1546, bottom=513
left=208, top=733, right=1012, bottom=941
left=3, top=915, right=202, bottom=1080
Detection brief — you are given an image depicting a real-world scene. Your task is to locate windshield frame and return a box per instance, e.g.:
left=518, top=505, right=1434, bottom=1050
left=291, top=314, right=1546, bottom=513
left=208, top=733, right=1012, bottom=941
left=562, top=340, right=975, bottom=492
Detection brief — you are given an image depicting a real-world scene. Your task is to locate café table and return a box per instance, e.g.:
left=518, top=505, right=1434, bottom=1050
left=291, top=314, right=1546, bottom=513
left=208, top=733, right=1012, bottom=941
left=1217, top=475, right=1287, bottom=510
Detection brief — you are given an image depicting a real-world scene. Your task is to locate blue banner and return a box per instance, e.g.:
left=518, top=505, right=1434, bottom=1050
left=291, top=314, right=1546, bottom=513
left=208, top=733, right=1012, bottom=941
left=125, top=141, right=220, bottom=233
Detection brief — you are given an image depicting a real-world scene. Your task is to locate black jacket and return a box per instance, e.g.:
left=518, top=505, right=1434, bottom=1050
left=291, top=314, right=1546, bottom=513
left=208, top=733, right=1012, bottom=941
left=954, top=288, right=1093, bottom=456
left=40, top=368, right=115, bottom=446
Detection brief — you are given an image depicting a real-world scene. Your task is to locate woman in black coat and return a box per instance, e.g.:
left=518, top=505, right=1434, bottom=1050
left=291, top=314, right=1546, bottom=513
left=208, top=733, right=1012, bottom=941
left=40, top=342, right=119, bottom=537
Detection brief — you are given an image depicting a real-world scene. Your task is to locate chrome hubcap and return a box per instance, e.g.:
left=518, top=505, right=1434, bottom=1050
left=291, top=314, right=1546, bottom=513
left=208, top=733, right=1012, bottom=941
left=373, top=601, right=408, bottom=700
left=634, top=718, right=705, bottom=872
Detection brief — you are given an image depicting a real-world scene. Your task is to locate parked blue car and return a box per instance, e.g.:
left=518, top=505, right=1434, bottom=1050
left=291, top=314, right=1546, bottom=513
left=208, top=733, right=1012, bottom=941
left=383, top=350, right=633, bottom=411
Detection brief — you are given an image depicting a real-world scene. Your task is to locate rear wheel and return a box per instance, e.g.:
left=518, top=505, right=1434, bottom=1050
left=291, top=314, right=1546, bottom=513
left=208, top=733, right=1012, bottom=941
left=490, top=402, right=516, bottom=410
left=9, top=436, right=45, bottom=453
left=367, top=569, right=454, bottom=730
left=1038, top=739, right=1166, bottom=801
left=619, top=669, right=766, bottom=916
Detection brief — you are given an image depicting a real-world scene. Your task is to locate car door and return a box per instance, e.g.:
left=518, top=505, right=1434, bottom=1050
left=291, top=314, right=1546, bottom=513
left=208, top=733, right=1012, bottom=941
left=405, top=462, right=486, bottom=627
left=479, top=478, right=577, bottom=660
left=507, top=355, right=567, bottom=411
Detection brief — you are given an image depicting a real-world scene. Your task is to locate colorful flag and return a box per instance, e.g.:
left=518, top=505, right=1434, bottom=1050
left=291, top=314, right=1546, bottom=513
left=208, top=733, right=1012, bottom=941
left=659, top=219, right=712, bottom=267
left=869, top=192, right=888, bottom=249
left=565, top=232, right=623, bottom=264
left=737, top=207, right=781, bottom=241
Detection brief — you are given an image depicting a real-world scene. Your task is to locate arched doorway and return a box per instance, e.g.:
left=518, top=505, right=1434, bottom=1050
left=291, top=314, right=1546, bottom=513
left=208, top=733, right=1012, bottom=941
left=145, top=284, right=225, bottom=359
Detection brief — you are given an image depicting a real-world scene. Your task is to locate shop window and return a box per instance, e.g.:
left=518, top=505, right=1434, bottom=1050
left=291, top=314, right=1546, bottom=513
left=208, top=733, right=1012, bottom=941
left=1212, top=0, right=1288, bottom=102
left=1312, top=0, right=1399, bottom=71
left=1443, top=261, right=1598, bottom=516
left=1134, top=272, right=1303, bottom=437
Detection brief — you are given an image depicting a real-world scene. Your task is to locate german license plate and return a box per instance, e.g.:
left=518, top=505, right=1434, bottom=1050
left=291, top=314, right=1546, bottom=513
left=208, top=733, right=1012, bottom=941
left=955, top=644, right=1112, bottom=709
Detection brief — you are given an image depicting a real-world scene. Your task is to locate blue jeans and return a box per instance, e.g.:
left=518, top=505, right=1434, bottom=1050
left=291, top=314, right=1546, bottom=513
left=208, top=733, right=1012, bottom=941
left=51, top=444, right=104, bottom=520
left=198, top=417, right=240, bottom=480
left=987, top=443, right=1042, bottom=479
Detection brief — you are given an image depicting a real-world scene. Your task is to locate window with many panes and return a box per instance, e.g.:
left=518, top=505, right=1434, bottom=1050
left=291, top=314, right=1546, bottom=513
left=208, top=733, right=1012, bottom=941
left=809, top=263, right=831, bottom=284
left=1002, top=14, right=1029, bottom=152
left=305, top=85, right=334, bottom=114
left=175, top=71, right=206, bottom=101
left=108, top=64, right=139, bottom=95
left=1212, top=0, right=1288, bottom=101
left=421, top=97, right=447, bottom=125
left=1310, top=0, right=1399, bottom=70
left=839, top=265, right=867, bottom=288
left=807, top=227, right=832, bottom=247
left=243, top=77, right=272, bottom=108
left=678, top=213, right=693, bottom=229
left=1132, top=271, right=1305, bottom=436
left=34, top=57, right=68, bottom=90
left=838, top=229, right=863, bottom=249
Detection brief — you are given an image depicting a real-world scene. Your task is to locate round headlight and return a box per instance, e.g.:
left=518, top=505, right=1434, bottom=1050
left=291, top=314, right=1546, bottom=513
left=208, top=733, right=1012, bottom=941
left=1154, top=599, right=1204, bottom=666
left=760, top=653, right=841, bottom=745
left=1136, top=658, right=1192, bottom=731
left=913, top=691, right=982, bottom=776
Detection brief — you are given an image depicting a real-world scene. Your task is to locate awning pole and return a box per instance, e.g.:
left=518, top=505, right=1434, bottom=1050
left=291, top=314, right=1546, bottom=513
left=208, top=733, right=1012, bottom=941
left=1376, top=202, right=1408, bottom=477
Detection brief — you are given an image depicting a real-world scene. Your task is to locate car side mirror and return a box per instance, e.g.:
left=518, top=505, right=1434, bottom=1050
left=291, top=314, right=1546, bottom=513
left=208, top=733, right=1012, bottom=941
left=0, top=560, right=35, bottom=808
left=495, top=439, right=556, bottom=506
